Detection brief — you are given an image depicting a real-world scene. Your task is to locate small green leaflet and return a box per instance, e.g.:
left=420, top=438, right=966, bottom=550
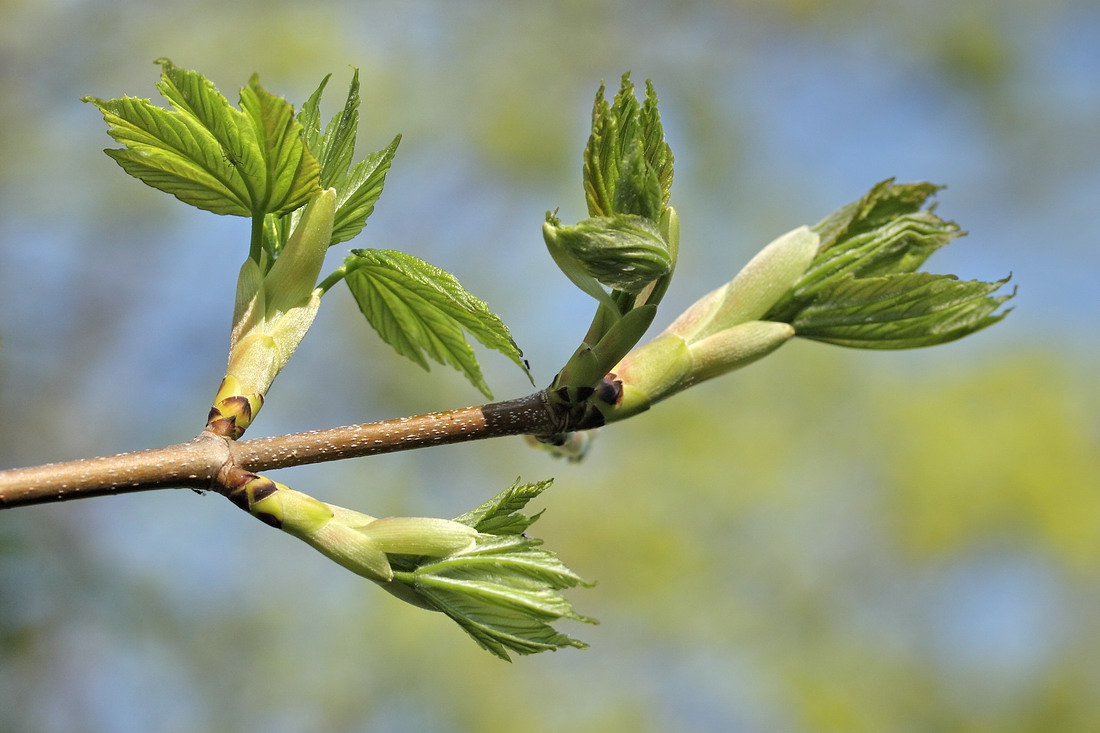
left=546, top=214, right=672, bottom=295
left=394, top=534, right=595, bottom=661
left=792, top=273, right=1014, bottom=348
left=454, top=478, right=553, bottom=535
left=344, top=249, right=531, bottom=398
left=299, top=73, right=357, bottom=190
left=83, top=59, right=319, bottom=218
left=581, top=74, right=673, bottom=221
left=296, top=69, right=402, bottom=247
left=330, top=137, right=401, bottom=246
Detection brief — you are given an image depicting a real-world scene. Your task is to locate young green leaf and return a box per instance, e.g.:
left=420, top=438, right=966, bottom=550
left=84, top=91, right=251, bottom=216
left=792, top=273, right=1013, bottom=348
left=763, top=179, right=1014, bottom=347
left=788, top=210, right=961, bottom=305
left=453, top=478, right=553, bottom=535
left=639, top=79, right=674, bottom=210
left=297, top=73, right=331, bottom=154
left=83, top=59, right=319, bottom=218
left=237, top=74, right=321, bottom=216
left=343, top=249, right=529, bottom=397
left=582, top=82, right=617, bottom=218
left=290, top=70, right=401, bottom=248
left=611, top=74, right=641, bottom=163
left=331, top=135, right=401, bottom=246
left=392, top=534, right=596, bottom=661
left=309, top=71, right=360, bottom=190
left=581, top=73, right=674, bottom=223
left=814, top=179, right=946, bottom=254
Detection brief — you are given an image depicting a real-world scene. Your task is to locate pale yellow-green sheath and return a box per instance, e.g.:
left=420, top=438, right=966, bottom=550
left=225, top=470, right=477, bottom=584
left=588, top=225, right=820, bottom=422
left=206, top=188, right=336, bottom=439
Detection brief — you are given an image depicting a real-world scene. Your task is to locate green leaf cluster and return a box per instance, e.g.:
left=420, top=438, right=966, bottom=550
left=544, top=75, right=681, bottom=397
left=583, top=74, right=674, bottom=221
left=83, top=58, right=319, bottom=219
left=271, top=70, right=401, bottom=254
left=390, top=479, right=595, bottom=661
left=86, top=60, right=528, bottom=398
left=765, top=179, right=1014, bottom=348
left=545, top=73, right=677, bottom=312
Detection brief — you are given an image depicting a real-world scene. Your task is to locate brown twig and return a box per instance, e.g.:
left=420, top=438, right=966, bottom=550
left=0, top=392, right=561, bottom=510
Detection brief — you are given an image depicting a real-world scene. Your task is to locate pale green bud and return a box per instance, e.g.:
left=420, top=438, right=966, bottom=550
left=591, top=229, right=814, bottom=424
left=668, top=226, right=818, bottom=344
left=229, top=256, right=265, bottom=352
left=360, top=517, right=478, bottom=557
left=303, top=520, right=393, bottom=582
left=264, top=188, right=336, bottom=316
left=685, top=320, right=795, bottom=386
left=266, top=292, right=321, bottom=372
left=708, top=226, right=818, bottom=332
left=597, top=322, right=792, bottom=423
left=664, top=286, right=726, bottom=343
left=220, top=188, right=335, bottom=404
left=250, top=483, right=334, bottom=535
left=224, top=333, right=279, bottom=399
left=266, top=496, right=478, bottom=583
left=609, top=332, right=692, bottom=406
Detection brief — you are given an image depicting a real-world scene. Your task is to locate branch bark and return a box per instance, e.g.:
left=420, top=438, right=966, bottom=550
left=0, top=392, right=564, bottom=510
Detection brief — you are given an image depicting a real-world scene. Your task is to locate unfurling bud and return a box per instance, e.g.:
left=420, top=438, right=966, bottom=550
left=227, top=476, right=594, bottom=661
left=588, top=226, right=817, bottom=423
left=543, top=214, right=673, bottom=311
left=667, top=225, right=818, bottom=342
left=543, top=214, right=673, bottom=295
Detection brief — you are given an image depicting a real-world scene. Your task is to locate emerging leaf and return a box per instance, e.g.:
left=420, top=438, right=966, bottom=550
left=330, top=135, right=401, bottom=246
left=265, top=70, right=401, bottom=255
left=83, top=59, right=319, bottom=218
left=343, top=249, right=530, bottom=397
left=299, top=72, right=358, bottom=190
left=551, top=74, right=677, bottom=332
left=792, top=273, right=1014, bottom=348
left=454, top=478, right=553, bottom=535
left=544, top=214, right=673, bottom=296
left=393, top=534, right=596, bottom=661
left=581, top=73, right=674, bottom=222
left=765, top=179, right=1014, bottom=347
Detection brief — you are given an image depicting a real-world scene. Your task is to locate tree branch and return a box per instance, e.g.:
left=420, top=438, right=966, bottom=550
left=232, top=392, right=556, bottom=472
left=0, top=392, right=562, bottom=510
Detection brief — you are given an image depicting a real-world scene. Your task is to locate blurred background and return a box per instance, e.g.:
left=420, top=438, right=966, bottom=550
left=1, top=1, right=1098, bottom=731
